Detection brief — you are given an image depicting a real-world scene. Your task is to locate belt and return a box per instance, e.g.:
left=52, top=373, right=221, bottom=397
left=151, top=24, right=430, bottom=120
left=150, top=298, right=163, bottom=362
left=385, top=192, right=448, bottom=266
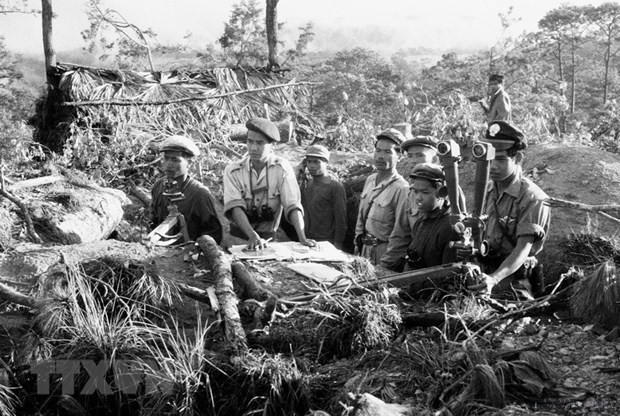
left=362, top=233, right=387, bottom=246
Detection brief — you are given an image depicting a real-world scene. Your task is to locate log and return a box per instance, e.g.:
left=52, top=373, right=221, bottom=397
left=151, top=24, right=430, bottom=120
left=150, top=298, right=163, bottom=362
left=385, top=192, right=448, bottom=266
left=0, top=280, right=46, bottom=308
left=229, top=120, right=293, bottom=143
left=231, top=261, right=276, bottom=301
left=129, top=184, right=151, bottom=206
left=197, top=235, right=248, bottom=353
left=8, top=175, right=64, bottom=191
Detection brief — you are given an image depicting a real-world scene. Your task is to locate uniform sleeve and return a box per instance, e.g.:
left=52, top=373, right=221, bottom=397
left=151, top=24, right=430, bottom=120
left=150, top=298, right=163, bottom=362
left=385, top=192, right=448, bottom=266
left=516, top=195, right=549, bottom=242
left=380, top=188, right=411, bottom=270
left=278, top=163, right=304, bottom=220
left=332, top=181, right=348, bottom=248
left=223, top=164, right=246, bottom=218
left=440, top=221, right=458, bottom=264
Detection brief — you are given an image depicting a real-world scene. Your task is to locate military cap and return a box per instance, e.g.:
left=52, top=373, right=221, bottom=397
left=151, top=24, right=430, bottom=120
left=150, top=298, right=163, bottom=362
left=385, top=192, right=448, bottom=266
left=489, top=74, right=504, bottom=83
left=305, top=144, right=330, bottom=162
left=160, top=135, right=200, bottom=157
left=246, top=118, right=280, bottom=143
left=376, top=128, right=406, bottom=147
left=410, top=163, right=445, bottom=183
left=482, top=121, right=527, bottom=151
left=401, top=136, right=438, bottom=152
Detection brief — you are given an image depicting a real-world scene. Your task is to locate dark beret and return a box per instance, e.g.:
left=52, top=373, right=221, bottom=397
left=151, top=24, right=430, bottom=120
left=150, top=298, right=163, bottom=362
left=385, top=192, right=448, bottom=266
left=401, top=136, right=438, bottom=152
left=376, top=128, right=405, bottom=146
left=246, top=118, right=280, bottom=143
left=489, top=74, right=504, bottom=83
left=160, top=135, right=200, bottom=157
left=410, top=163, right=445, bottom=183
left=482, top=121, right=526, bottom=151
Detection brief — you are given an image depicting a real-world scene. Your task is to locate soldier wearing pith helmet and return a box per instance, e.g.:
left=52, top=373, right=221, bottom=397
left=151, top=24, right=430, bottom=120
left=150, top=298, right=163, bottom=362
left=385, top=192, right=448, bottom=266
left=150, top=135, right=223, bottom=244
left=475, top=121, right=550, bottom=298
left=223, top=118, right=315, bottom=250
left=354, top=128, right=409, bottom=264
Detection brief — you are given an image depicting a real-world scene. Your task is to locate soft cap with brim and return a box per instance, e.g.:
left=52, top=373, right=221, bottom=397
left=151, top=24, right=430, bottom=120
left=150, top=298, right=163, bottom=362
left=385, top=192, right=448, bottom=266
left=246, top=118, right=281, bottom=143
left=410, top=163, right=445, bottom=183
left=376, top=128, right=406, bottom=146
left=160, top=135, right=200, bottom=157
left=482, top=121, right=526, bottom=151
left=401, top=136, right=438, bottom=152
left=305, top=144, right=330, bottom=161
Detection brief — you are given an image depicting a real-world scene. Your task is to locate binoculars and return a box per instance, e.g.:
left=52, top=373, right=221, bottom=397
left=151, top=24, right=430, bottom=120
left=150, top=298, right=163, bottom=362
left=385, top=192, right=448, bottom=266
left=247, top=204, right=275, bottom=222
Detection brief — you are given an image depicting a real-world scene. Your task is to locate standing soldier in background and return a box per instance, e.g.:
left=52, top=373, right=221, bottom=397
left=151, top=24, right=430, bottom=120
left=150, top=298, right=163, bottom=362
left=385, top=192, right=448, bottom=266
left=223, top=118, right=315, bottom=250
left=300, top=145, right=347, bottom=249
left=478, top=74, right=512, bottom=123
left=354, top=129, right=408, bottom=265
left=151, top=135, right=223, bottom=244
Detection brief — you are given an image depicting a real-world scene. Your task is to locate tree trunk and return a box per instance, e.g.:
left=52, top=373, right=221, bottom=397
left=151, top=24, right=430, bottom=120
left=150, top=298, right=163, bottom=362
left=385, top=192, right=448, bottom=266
left=265, top=0, right=279, bottom=71
left=41, top=0, right=56, bottom=86
left=197, top=235, right=248, bottom=354
left=603, top=38, right=611, bottom=105
left=570, top=46, right=576, bottom=114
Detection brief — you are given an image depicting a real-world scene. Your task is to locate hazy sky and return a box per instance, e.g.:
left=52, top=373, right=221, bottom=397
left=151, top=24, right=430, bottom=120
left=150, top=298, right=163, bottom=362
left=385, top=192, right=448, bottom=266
left=0, top=0, right=612, bottom=56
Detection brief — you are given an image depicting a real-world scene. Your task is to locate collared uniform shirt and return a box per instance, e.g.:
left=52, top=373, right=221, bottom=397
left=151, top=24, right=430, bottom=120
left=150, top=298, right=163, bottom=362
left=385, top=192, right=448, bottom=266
left=487, top=88, right=511, bottom=123
left=151, top=176, right=223, bottom=244
left=380, top=190, right=419, bottom=270
left=223, top=154, right=303, bottom=234
left=354, top=171, right=408, bottom=243
left=484, top=166, right=550, bottom=259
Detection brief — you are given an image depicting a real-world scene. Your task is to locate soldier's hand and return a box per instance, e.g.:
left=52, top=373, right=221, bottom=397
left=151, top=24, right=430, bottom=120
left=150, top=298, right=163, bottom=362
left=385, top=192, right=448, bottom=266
left=466, top=272, right=496, bottom=295
left=247, top=233, right=268, bottom=251
left=300, top=238, right=316, bottom=248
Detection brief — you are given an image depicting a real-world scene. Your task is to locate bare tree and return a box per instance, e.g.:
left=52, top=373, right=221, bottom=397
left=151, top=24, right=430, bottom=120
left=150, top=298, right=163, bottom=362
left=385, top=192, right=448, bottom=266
left=265, top=0, right=279, bottom=70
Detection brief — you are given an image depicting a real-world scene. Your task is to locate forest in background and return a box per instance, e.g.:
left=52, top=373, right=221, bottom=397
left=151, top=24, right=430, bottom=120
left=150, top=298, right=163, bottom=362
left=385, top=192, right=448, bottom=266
left=2, top=0, right=620, bottom=161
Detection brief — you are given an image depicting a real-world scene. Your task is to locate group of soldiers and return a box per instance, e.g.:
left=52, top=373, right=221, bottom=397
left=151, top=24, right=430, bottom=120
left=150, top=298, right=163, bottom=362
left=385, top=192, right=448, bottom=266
left=150, top=74, right=550, bottom=299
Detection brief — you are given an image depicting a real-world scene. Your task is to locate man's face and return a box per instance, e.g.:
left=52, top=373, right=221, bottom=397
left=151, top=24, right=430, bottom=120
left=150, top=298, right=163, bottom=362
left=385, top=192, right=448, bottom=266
left=412, top=178, right=443, bottom=213
left=490, top=150, right=518, bottom=182
left=488, top=80, right=501, bottom=95
left=374, top=139, right=399, bottom=171
left=161, top=151, right=190, bottom=179
left=247, top=131, right=272, bottom=163
left=405, top=146, right=438, bottom=175
left=305, top=156, right=328, bottom=177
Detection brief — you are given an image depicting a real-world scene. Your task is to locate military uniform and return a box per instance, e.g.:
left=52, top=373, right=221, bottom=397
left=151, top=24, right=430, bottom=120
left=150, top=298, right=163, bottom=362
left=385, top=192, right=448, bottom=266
left=483, top=165, right=550, bottom=268
left=486, top=87, right=511, bottom=123
left=355, top=171, right=408, bottom=264
left=151, top=176, right=222, bottom=243
left=223, top=154, right=303, bottom=238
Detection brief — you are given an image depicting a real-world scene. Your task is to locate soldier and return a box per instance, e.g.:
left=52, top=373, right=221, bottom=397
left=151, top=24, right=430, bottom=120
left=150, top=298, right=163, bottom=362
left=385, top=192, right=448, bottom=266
left=404, top=163, right=457, bottom=270
left=223, top=118, right=315, bottom=250
left=354, top=128, right=408, bottom=265
left=478, top=74, right=512, bottom=123
left=380, top=136, right=466, bottom=271
left=473, top=121, right=550, bottom=298
left=151, top=135, right=223, bottom=244
left=300, top=145, right=347, bottom=249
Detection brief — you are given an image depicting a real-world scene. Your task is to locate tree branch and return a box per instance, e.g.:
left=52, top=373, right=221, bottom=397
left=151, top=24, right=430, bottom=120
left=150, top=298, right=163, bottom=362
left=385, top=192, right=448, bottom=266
left=61, top=81, right=315, bottom=107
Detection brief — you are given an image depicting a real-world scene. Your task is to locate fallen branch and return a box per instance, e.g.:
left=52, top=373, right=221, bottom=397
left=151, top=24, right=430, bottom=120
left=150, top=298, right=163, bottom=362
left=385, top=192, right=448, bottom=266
left=176, top=282, right=213, bottom=306
left=197, top=235, right=248, bottom=353
left=231, top=261, right=277, bottom=301
left=0, top=280, right=46, bottom=308
left=129, top=182, right=152, bottom=206
left=62, top=81, right=316, bottom=107
left=547, top=197, right=620, bottom=224
left=0, top=173, right=43, bottom=244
